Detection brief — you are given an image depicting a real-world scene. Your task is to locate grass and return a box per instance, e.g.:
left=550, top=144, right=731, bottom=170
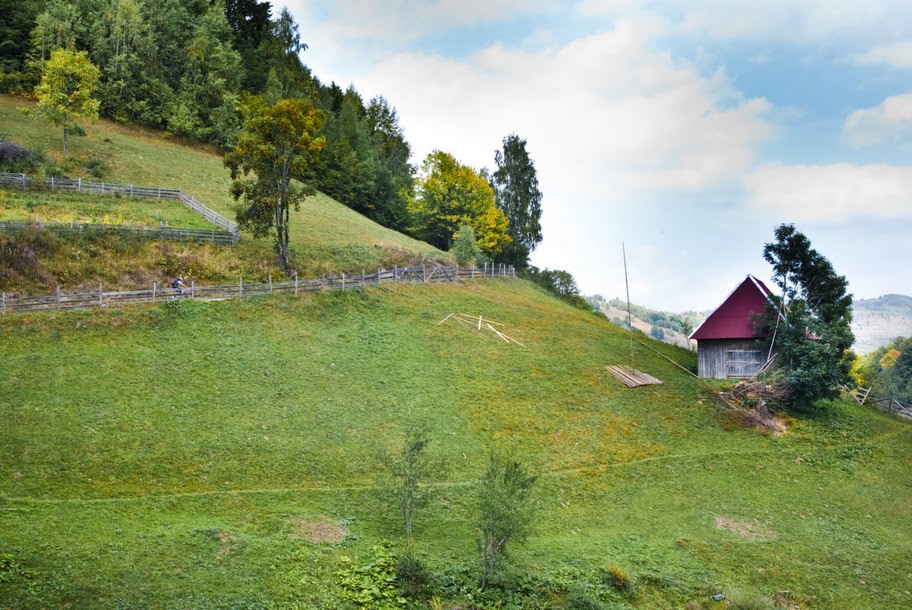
left=1, top=280, right=910, bottom=609
left=0, top=187, right=214, bottom=228
left=0, top=94, right=448, bottom=295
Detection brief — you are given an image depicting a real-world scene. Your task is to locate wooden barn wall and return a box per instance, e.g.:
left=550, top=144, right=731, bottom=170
left=697, top=339, right=764, bottom=379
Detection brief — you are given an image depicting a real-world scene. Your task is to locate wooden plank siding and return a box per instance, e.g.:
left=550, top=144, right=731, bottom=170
left=697, top=339, right=764, bottom=379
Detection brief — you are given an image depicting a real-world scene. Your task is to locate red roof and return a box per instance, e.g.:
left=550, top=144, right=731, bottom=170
left=690, top=275, right=780, bottom=341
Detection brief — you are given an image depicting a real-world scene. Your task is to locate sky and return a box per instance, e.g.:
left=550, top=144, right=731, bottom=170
left=281, top=0, right=912, bottom=312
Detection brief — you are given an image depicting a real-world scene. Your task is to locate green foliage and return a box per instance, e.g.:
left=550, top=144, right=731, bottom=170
left=492, top=133, right=542, bottom=270
left=760, top=224, right=855, bottom=410
left=0, top=0, right=44, bottom=92
left=476, top=450, right=537, bottom=589
left=450, top=224, right=484, bottom=266
left=857, top=337, right=912, bottom=404
left=0, top=553, right=37, bottom=586
left=604, top=565, right=633, bottom=594
left=0, top=280, right=910, bottom=608
left=0, top=141, right=41, bottom=174
left=727, top=596, right=777, bottom=610
left=412, top=150, right=511, bottom=257
left=649, top=325, right=665, bottom=341
left=525, top=266, right=594, bottom=312
left=394, top=552, right=434, bottom=602
left=166, top=1, right=243, bottom=146
left=383, top=424, right=434, bottom=548
left=225, top=97, right=325, bottom=273
left=566, top=588, right=610, bottom=610
left=336, top=542, right=406, bottom=610
left=31, top=49, right=100, bottom=155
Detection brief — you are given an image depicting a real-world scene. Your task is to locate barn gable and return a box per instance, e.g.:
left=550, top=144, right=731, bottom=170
left=690, top=275, right=781, bottom=379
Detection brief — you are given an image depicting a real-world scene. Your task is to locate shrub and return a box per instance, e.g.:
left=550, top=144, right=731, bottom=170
left=604, top=565, right=633, bottom=594
left=336, top=542, right=405, bottom=609
left=84, top=157, right=109, bottom=179
left=395, top=552, right=434, bottom=601
left=0, top=141, right=41, bottom=173
left=476, top=450, right=538, bottom=589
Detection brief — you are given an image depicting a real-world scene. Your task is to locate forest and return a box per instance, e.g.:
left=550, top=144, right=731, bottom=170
left=0, top=0, right=547, bottom=275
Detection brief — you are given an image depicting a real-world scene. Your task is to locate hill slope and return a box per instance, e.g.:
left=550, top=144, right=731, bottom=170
left=852, top=294, right=912, bottom=354
left=1, top=280, right=910, bottom=609
left=0, top=94, right=446, bottom=294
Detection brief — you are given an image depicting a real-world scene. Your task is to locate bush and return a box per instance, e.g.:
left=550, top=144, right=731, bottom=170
left=395, top=552, right=434, bottom=601
left=604, top=565, right=633, bottom=594
left=477, top=451, right=538, bottom=589
left=84, top=157, right=109, bottom=179
left=0, top=141, right=41, bottom=173
left=336, top=542, right=404, bottom=609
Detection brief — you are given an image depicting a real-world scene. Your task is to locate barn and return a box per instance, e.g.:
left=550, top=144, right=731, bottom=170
left=689, top=275, right=781, bottom=379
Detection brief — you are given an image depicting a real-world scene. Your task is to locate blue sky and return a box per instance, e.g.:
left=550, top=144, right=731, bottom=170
left=282, top=0, right=912, bottom=311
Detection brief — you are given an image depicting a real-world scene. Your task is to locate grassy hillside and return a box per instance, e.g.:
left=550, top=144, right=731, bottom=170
left=1, top=280, right=910, bottom=609
left=0, top=94, right=447, bottom=294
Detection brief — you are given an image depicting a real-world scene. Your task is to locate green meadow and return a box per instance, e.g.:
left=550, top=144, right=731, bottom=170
left=0, top=94, right=447, bottom=297
left=1, top=93, right=911, bottom=609
left=1, top=281, right=910, bottom=609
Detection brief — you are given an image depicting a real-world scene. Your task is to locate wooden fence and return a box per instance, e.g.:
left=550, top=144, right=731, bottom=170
left=842, top=384, right=912, bottom=421
left=0, top=220, right=237, bottom=244
left=0, top=263, right=515, bottom=315
left=0, top=172, right=240, bottom=242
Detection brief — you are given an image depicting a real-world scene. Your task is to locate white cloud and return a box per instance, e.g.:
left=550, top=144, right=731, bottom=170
left=571, top=0, right=912, bottom=45
left=283, top=1, right=561, bottom=45
left=745, top=163, right=912, bottom=221
left=355, top=21, right=771, bottom=193
left=844, top=93, right=912, bottom=147
left=852, top=42, right=912, bottom=68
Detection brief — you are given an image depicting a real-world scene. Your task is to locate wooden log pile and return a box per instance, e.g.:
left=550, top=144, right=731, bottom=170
left=605, top=365, right=663, bottom=388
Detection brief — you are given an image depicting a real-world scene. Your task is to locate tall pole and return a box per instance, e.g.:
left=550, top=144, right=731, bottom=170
left=623, top=242, right=634, bottom=365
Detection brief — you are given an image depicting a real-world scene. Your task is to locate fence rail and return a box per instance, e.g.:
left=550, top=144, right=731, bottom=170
left=0, top=172, right=239, bottom=242
left=0, top=263, right=515, bottom=315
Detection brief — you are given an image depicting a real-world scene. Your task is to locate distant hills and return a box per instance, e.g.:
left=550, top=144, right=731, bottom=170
left=587, top=293, right=912, bottom=355
left=852, top=294, right=912, bottom=354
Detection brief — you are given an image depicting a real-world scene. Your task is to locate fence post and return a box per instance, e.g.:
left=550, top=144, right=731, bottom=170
left=394, top=265, right=398, bottom=283
left=2, top=291, right=5, bottom=315
left=295, top=273, right=299, bottom=296
left=342, top=273, right=346, bottom=291
left=322, top=274, right=326, bottom=291
left=98, top=283, right=103, bottom=307
left=484, top=262, right=487, bottom=276
left=191, top=280, right=195, bottom=300
left=422, top=263, right=426, bottom=282
left=269, top=275, right=273, bottom=294
left=239, top=276, right=243, bottom=297
left=361, top=269, right=365, bottom=287
left=152, top=282, right=157, bottom=304
left=56, top=286, right=60, bottom=309
left=51, top=176, right=54, bottom=190
left=130, top=185, right=133, bottom=199
left=378, top=267, right=381, bottom=285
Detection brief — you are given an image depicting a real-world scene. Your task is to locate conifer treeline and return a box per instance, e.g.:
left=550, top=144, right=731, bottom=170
left=0, top=0, right=415, bottom=233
